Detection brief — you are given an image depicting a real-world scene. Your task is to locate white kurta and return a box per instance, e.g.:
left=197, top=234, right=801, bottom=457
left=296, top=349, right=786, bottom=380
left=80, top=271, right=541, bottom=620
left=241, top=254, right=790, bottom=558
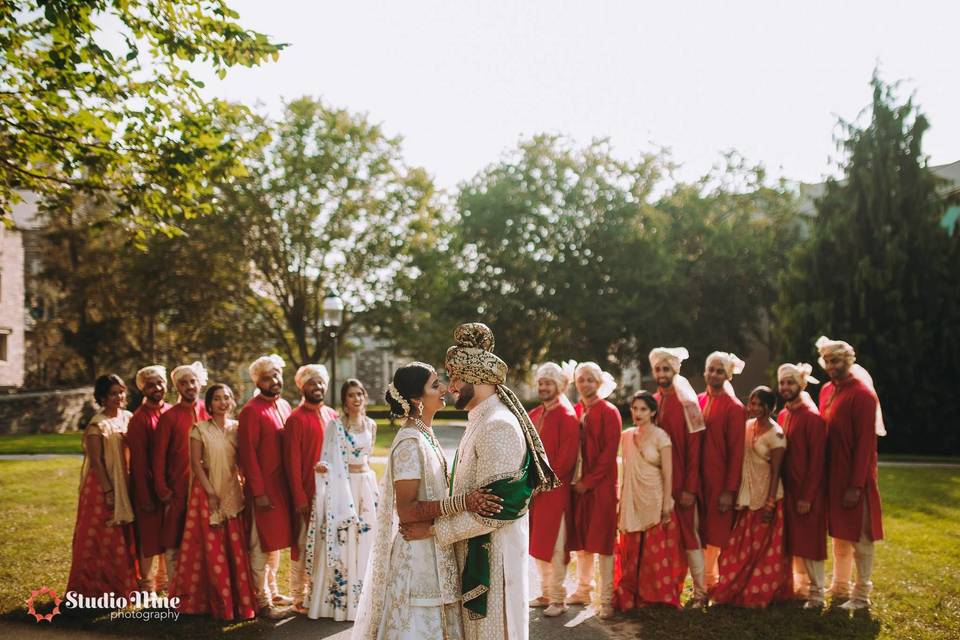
left=434, top=394, right=529, bottom=640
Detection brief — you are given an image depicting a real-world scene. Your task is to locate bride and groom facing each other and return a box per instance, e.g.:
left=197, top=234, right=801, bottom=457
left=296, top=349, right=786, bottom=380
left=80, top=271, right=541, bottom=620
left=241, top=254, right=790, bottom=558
left=352, top=322, right=559, bottom=640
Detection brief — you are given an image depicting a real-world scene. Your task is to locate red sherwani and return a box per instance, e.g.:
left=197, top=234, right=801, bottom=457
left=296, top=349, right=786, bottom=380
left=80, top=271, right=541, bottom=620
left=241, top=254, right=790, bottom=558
left=128, top=400, right=170, bottom=558
left=655, top=387, right=704, bottom=550
left=528, top=401, right=580, bottom=562
left=697, top=390, right=745, bottom=548
left=283, top=403, right=337, bottom=560
left=153, top=400, right=210, bottom=550
left=570, top=398, right=622, bottom=556
left=778, top=400, right=828, bottom=560
left=820, top=377, right=884, bottom=542
left=239, top=394, right=293, bottom=553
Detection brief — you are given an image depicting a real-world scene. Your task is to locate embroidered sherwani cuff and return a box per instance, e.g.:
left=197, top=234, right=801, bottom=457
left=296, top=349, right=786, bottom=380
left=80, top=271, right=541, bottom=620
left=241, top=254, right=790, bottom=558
left=434, top=511, right=494, bottom=547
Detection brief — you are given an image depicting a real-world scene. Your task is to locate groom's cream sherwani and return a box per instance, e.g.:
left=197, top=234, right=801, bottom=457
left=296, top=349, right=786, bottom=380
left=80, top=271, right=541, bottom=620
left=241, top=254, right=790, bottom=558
left=435, top=393, right=529, bottom=640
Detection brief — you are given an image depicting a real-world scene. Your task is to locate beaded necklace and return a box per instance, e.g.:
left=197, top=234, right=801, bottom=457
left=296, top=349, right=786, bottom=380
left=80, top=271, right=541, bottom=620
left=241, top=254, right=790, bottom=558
left=410, top=417, right=449, bottom=485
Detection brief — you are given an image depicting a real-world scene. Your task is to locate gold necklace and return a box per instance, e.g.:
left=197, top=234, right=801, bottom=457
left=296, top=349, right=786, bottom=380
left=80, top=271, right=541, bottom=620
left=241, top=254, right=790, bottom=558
left=410, top=418, right=449, bottom=484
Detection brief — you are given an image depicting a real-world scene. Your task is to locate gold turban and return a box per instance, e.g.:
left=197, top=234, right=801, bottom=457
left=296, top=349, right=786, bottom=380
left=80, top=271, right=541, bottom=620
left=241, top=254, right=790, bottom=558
left=445, top=323, right=559, bottom=494
left=445, top=323, right=508, bottom=384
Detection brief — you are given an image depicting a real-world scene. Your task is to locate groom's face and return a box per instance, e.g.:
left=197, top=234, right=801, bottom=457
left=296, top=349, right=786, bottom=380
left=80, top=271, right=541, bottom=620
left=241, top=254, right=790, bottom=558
left=448, top=377, right=475, bottom=410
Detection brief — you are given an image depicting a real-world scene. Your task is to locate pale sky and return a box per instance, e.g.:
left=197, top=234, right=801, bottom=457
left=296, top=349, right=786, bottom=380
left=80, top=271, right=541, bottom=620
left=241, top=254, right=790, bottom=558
left=194, top=0, right=958, bottom=190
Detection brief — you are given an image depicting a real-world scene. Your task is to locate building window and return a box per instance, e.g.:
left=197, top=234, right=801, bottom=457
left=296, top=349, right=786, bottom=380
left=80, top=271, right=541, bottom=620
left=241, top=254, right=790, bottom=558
left=0, top=329, right=9, bottom=362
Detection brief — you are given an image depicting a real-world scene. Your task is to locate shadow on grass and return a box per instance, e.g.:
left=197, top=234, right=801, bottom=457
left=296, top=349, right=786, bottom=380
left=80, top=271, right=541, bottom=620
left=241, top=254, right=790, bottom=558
left=622, top=600, right=882, bottom=640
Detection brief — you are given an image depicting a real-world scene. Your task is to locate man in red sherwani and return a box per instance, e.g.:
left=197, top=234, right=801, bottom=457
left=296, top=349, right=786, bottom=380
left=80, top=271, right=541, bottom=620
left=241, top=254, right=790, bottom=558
left=697, top=351, right=746, bottom=590
left=152, top=361, right=210, bottom=580
left=128, top=365, right=171, bottom=592
left=816, top=336, right=885, bottom=611
left=283, top=363, right=337, bottom=611
left=527, top=361, right=580, bottom=617
left=649, top=347, right=707, bottom=607
left=777, top=362, right=828, bottom=609
left=240, top=354, right=293, bottom=618
left=567, top=361, right=621, bottom=619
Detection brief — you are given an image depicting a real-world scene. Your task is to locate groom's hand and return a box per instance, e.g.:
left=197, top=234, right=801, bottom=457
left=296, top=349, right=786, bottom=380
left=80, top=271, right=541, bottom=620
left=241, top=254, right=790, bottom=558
left=399, top=521, right=434, bottom=541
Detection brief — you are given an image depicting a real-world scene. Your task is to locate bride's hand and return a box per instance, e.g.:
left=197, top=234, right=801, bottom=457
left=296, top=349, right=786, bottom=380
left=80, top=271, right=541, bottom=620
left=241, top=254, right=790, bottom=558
left=465, top=489, right=503, bottom=517
left=315, top=462, right=328, bottom=474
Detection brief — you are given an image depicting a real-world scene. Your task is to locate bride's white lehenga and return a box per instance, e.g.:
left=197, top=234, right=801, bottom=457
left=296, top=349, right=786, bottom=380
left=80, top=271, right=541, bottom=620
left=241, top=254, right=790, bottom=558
left=306, top=417, right=379, bottom=621
left=351, top=425, right=463, bottom=639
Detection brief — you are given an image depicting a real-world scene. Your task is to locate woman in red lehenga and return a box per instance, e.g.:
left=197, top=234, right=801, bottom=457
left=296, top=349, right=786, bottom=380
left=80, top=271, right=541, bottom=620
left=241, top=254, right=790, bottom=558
left=66, top=374, right=138, bottom=598
left=711, top=386, right=792, bottom=607
left=170, top=384, right=256, bottom=620
left=613, top=391, right=687, bottom=610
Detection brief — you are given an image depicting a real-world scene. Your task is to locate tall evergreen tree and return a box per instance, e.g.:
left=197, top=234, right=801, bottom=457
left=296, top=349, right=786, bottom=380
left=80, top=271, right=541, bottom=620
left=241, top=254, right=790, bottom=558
left=774, top=73, right=959, bottom=454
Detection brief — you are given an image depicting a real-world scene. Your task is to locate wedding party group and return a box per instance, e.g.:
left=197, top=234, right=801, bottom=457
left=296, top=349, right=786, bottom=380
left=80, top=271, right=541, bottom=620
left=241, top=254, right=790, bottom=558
left=63, top=321, right=884, bottom=639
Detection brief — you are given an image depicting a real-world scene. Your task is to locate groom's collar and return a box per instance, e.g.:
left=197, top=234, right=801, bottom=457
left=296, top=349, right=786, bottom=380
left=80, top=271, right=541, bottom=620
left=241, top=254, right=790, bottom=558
left=467, top=392, right=500, bottom=424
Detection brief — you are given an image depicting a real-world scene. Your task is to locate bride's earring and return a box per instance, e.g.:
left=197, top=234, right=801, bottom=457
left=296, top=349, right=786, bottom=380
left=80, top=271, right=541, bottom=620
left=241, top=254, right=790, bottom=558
left=414, top=400, right=424, bottom=417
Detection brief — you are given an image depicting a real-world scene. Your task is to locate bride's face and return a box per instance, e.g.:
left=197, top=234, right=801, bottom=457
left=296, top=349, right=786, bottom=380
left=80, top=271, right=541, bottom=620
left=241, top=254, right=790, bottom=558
left=418, top=372, right=447, bottom=415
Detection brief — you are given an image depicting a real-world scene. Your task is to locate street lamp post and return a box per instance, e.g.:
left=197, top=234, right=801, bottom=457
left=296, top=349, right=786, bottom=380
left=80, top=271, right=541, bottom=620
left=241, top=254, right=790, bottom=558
left=322, top=290, right=344, bottom=406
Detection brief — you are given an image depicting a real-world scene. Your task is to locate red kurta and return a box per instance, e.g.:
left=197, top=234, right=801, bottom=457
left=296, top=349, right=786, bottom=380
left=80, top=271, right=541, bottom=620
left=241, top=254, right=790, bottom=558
left=820, top=377, right=884, bottom=542
left=127, top=400, right=170, bottom=558
left=778, top=400, right=828, bottom=560
left=283, top=403, right=337, bottom=560
left=238, top=394, right=293, bottom=553
left=153, top=400, right=210, bottom=550
left=654, top=387, right=704, bottom=550
left=528, top=401, right=580, bottom=562
left=570, top=398, right=622, bottom=555
left=697, top=390, right=745, bottom=548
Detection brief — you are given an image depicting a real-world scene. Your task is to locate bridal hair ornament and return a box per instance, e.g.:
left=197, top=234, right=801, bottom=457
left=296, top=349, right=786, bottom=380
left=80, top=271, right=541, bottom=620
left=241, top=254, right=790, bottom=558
left=387, top=383, right=411, bottom=417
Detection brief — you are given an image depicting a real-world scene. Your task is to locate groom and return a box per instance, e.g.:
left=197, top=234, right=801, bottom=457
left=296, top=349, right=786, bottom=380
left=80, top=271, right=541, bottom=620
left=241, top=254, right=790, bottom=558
left=402, top=323, right=558, bottom=640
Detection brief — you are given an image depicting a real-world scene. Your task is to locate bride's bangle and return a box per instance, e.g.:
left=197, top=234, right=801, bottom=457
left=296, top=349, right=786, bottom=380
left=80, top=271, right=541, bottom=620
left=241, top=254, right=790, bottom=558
left=440, top=494, right=467, bottom=516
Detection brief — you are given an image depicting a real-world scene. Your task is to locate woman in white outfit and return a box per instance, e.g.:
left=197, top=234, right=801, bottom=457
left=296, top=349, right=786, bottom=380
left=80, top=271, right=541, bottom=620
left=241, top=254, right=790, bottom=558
left=351, top=362, right=502, bottom=640
left=306, top=378, right=379, bottom=621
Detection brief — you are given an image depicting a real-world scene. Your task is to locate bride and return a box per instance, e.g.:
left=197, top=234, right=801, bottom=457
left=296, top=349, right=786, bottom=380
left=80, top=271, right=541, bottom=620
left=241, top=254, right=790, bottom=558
left=351, top=362, right=502, bottom=640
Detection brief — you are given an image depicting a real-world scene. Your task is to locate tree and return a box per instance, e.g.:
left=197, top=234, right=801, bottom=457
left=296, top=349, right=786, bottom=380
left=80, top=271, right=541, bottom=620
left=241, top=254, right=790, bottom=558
left=1, top=0, right=284, bottom=232
left=403, top=135, right=800, bottom=389
left=774, top=73, right=960, bottom=454
left=32, top=185, right=270, bottom=390
left=223, top=97, right=444, bottom=368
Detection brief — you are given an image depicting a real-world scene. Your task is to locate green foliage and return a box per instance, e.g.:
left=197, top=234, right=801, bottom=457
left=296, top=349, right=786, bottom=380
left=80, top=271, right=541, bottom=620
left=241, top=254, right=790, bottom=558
left=0, top=0, right=285, bottom=230
left=774, top=73, right=960, bottom=454
left=221, top=96, right=444, bottom=368
left=393, top=135, right=800, bottom=390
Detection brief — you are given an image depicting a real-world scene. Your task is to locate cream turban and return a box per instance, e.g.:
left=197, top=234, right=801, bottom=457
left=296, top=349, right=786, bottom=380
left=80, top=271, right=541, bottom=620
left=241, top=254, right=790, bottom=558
left=777, top=362, right=819, bottom=389
left=535, top=360, right=576, bottom=390
left=249, top=354, right=285, bottom=381
left=573, top=361, right=617, bottom=400
left=815, top=335, right=856, bottom=369
left=705, top=351, right=745, bottom=379
left=648, top=346, right=689, bottom=372
left=135, top=365, right=167, bottom=391
left=170, top=361, right=207, bottom=388
left=295, top=364, right=329, bottom=389
left=648, top=346, right=704, bottom=433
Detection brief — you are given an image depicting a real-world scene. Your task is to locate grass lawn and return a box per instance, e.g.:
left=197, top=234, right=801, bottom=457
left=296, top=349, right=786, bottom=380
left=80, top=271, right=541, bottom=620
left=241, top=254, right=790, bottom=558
left=0, top=419, right=466, bottom=458
left=0, top=457, right=958, bottom=639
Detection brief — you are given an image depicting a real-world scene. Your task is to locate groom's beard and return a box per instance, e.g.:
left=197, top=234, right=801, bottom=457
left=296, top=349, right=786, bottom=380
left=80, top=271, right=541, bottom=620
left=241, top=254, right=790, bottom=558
left=454, top=383, right=475, bottom=410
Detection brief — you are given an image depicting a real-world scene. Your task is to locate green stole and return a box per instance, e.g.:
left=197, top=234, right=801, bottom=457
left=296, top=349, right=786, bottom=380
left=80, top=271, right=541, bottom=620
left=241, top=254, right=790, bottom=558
left=450, top=447, right=534, bottom=619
